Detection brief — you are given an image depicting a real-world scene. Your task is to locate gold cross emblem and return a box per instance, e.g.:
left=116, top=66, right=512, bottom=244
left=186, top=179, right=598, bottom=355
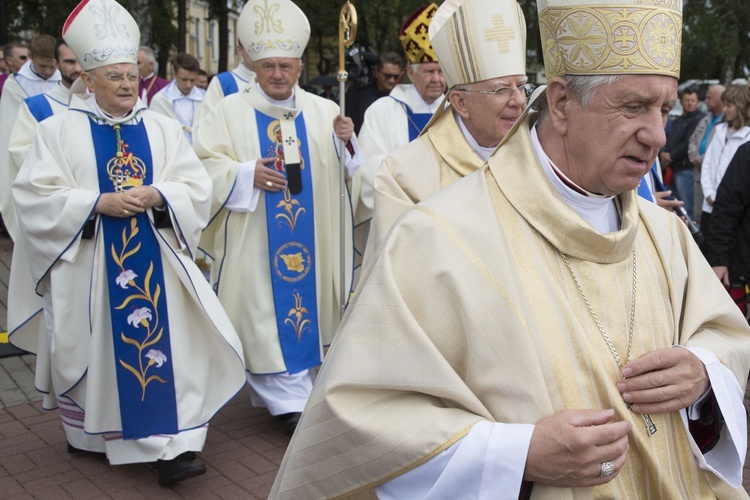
left=484, top=14, right=515, bottom=54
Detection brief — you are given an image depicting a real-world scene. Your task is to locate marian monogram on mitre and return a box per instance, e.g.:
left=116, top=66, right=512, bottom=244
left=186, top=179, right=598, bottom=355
left=107, top=140, right=146, bottom=192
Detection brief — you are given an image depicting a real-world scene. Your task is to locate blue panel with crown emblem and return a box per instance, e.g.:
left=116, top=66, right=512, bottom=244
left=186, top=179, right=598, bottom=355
left=89, top=119, right=179, bottom=440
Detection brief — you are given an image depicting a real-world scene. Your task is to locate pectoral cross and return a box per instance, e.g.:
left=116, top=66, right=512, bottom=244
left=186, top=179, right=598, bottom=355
left=627, top=403, right=657, bottom=435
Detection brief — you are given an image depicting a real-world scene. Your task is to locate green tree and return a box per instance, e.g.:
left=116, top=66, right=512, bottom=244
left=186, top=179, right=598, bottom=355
left=2, top=0, right=85, bottom=42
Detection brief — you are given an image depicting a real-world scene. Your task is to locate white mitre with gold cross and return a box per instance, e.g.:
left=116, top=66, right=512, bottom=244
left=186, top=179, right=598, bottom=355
left=537, top=0, right=682, bottom=78
left=62, top=0, right=140, bottom=72
left=429, top=0, right=526, bottom=89
left=240, top=0, right=311, bottom=61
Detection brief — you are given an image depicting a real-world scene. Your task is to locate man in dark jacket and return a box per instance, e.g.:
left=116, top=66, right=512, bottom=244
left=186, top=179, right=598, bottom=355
left=707, top=142, right=750, bottom=319
left=660, top=87, right=705, bottom=219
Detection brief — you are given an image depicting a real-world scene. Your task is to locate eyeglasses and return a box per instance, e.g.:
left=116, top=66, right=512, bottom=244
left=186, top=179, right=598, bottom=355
left=103, top=72, right=139, bottom=83
left=456, top=83, right=535, bottom=100
left=379, top=71, right=402, bottom=81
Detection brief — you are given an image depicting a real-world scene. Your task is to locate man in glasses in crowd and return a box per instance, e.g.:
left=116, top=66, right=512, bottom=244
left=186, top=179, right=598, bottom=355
left=364, top=0, right=530, bottom=256
left=346, top=52, right=405, bottom=135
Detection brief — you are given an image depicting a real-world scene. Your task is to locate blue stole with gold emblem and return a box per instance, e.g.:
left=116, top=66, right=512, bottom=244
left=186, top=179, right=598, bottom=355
left=90, top=119, right=179, bottom=440
left=255, top=110, right=320, bottom=374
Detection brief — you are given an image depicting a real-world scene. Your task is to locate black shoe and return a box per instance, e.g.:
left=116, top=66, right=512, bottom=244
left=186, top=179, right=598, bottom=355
left=157, top=452, right=206, bottom=486
left=148, top=451, right=196, bottom=469
left=67, top=443, right=105, bottom=457
left=276, top=412, right=302, bottom=436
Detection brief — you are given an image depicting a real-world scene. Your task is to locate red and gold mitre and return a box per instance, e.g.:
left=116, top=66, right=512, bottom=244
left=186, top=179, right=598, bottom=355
left=398, top=4, right=439, bottom=64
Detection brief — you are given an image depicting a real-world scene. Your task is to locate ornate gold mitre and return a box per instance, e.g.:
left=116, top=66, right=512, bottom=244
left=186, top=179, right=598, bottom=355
left=537, top=0, right=682, bottom=78
left=399, top=4, right=439, bottom=64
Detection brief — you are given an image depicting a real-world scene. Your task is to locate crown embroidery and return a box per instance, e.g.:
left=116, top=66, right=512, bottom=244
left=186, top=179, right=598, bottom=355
left=107, top=137, right=146, bottom=192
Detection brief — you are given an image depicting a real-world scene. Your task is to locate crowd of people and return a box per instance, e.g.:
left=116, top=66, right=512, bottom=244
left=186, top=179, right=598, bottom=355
left=2, top=0, right=750, bottom=496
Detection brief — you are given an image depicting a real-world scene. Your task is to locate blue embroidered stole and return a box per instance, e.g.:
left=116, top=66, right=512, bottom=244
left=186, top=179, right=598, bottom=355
left=255, top=110, right=321, bottom=374
left=406, top=106, right=432, bottom=141
left=24, top=94, right=54, bottom=122
left=90, top=119, right=179, bottom=439
left=217, top=72, right=239, bottom=97
left=390, top=95, right=432, bottom=141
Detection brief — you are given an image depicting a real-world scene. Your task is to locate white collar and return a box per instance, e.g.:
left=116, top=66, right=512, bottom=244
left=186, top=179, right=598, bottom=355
left=456, top=114, right=495, bottom=161
left=405, top=84, right=442, bottom=113
left=531, top=125, right=619, bottom=234
left=70, top=93, right=146, bottom=126
left=162, top=80, right=205, bottom=102
left=17, top=60, right=61, bottom=82
left=256, top=83, right=296, bottom=109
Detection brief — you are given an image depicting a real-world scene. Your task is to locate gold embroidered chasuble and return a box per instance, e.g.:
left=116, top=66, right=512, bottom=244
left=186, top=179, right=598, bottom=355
left=269, top=112, right=750, bottom=499
left=367, top=105, right=485, bottom=256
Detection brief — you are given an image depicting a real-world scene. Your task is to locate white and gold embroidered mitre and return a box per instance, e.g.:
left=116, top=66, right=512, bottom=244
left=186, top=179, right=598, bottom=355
left=537, top=0, right=682, bottom=78
left=429, top=0, right=526, bottom=88
left=62, top=0, right=140, bottom=72
left=239, top=0, right=311, bottom=61
left=236, top=2, right=253, bottom=52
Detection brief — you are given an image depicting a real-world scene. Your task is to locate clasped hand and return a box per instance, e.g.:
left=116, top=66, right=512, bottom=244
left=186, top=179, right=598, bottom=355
left=95, top=186, right=164, bottom=218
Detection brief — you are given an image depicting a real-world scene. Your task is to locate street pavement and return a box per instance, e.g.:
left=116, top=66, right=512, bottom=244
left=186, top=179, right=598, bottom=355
left=0, top=233, right=289, bottom=499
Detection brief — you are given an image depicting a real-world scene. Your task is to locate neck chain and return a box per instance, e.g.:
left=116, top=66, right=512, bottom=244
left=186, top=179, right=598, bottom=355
left=559, top=248, right=657, bottom=435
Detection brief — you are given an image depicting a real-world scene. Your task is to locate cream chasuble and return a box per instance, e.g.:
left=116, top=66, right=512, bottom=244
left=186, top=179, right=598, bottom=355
left=352, top=84, right=441, bottom=226
left=6, top=83, right=72, bottom=409
left=12, top=95, right=246, bottom=461
left=193, top=85, right=354, bottom=375
left=0, top=75, right=39, bottom=241
left=270, top=111, right=750, bottom=499
left=367, top=105, right=486, bottom=259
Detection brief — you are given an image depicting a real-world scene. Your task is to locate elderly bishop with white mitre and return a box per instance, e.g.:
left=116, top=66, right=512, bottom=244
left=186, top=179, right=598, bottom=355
left=12, top=0, right=245, bottom=486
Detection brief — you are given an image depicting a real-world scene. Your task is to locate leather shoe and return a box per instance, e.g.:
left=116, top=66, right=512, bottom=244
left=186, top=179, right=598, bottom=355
left=157, top=452, right=206, bottom=486
left=277, top=412, right=302, bottom=435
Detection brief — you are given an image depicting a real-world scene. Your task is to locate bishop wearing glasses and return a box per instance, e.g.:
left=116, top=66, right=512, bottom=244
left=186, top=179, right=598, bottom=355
left=365, top=0, right=530, bottom=256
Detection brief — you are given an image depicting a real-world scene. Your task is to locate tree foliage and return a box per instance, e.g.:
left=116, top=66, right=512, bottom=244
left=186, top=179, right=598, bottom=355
left=2, top=0, right=747, bottom=83
left=682, top=0, right=750, bottom=81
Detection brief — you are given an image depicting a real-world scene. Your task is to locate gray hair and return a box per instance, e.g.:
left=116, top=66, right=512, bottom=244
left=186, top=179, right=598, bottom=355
left=537, top=74, right=622, bottom=120
left=139, top=46, right=157, bottom=64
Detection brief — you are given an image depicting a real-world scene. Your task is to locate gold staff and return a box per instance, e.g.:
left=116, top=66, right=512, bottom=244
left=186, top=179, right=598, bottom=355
left=338, top=1, right=357, bottom=319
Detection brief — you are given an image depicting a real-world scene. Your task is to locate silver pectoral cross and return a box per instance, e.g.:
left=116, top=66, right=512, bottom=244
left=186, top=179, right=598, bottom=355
left=627, top=403, right=658, bottom=435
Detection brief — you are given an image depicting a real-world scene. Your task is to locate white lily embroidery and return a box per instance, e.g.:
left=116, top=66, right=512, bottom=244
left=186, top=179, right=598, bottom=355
left=127, top=307, right=152, bottom=328
left=116, top=269, right=137, bottom=289
left=145, top=349, right=167, bottom=368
